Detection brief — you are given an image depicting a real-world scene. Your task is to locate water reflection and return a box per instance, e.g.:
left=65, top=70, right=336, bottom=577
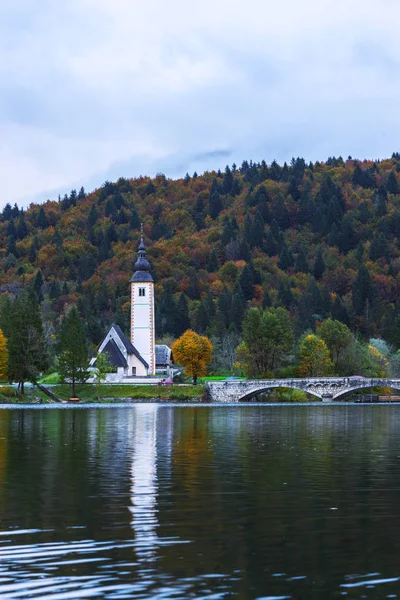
left=0, top=405, right=400, bottom=598
left=129, top=405, right=159, bottom=562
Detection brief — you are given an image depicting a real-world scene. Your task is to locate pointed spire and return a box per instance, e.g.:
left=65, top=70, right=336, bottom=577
left=131, top=225, right=153, bottom=282
left=139, top=222, right=145, bottom=251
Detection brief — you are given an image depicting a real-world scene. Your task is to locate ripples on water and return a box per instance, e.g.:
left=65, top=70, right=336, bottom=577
left=0, top=404, right=400, bottom=598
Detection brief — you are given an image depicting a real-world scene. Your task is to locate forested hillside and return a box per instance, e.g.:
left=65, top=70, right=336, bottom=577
left=2, top=154, right=400, bottom=354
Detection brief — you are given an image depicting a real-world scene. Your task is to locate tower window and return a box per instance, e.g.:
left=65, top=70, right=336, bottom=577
left=139, top=288, right=146, bottom=297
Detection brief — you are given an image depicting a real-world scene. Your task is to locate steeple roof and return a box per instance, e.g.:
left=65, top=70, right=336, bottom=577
left=131, top=224, right=153, bottom=283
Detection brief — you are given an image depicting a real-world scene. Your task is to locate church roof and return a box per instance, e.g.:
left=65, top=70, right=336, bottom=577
left=97, top=339, right=127, bottom=368
left=155, top=345, right=172, bottom=366
left=111, top=324, right=149, bottom=369
left=130, top=271, right=154, bottom=283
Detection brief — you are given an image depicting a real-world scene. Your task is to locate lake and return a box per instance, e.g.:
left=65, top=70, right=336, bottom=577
left=0, top=403, right=399, bottom=599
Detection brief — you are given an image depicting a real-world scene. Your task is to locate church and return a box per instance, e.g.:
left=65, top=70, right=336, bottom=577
left=90, top=228, right=173, bottom=382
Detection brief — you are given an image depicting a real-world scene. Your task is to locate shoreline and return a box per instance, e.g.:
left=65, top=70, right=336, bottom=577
left=1, top=400, right=400, bottom=408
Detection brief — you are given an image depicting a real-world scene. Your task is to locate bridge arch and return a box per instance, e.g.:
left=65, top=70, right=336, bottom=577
left=333, top=384, right=400, bottom=401
left=233, top=384, right=323, bottom=402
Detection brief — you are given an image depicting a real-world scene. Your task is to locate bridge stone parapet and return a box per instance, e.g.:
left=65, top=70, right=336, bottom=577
left=206, top=378, right=400, bottom=403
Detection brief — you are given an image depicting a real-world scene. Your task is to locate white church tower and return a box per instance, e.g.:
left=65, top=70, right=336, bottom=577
left=130, top=226, right=155, bottom=374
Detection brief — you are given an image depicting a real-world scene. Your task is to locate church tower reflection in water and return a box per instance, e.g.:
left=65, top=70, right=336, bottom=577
left=129, top=405, right=160, bottom=561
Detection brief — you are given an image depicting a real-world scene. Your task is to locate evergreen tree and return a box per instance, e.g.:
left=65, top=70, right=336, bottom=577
left=277, top=280, right=294, bottom=310
left=262, top=288, right=271, bottom=309
left=313, top=246, right=325, bottom=279
left=16, top=212, right=28, bottom=239
left=207, top=249, right=219, bottom=272
left=33, top=270, right=44, bottom=303
left=221, top=217, right=235, bottom=244
left=295, top=248, right=309, bottom=273
left=176, top=293, right=191, bottom=336
left=160, top=289, right=177, bottom=335
left=239, top=264, right=255, bottom=301
left=331, top=295, right=349, bottom=324
left=58, top=307, right=89, bottom=397
left=239, top=238, right=251, bottom=261
left=36, top=206, right=48, bottom=229
left=264, top=230, right=277, bottom=256
left=352, top=265, right=374, bottom=315
left=69, top=189, right=77, bottom=206
left=376, top=193, right=387, bottom=217
left=49, top=280, right=61, bottom=300
left=87, top=205, right=98, bottom=229
left=7, top=235, right=18, bottom=258
left=327, top=223, right=340, bottom=247
left=195, top=302, right=209, bottom=333
left=222, top=165, right=233, bottom=195
left=11, top=203, right=19, bottom=218
left=218, top=287, right=232, bottom=329
left=243, top=213, right=253, bottom=246
left=369, top=232, right=389, bottom=261
left=129, top=206, right=141, bottom=229
left=187, top=267, right=200, bottom=299
left=209, top=191, right=222, bottom=219
left=7, top=218, right=16, bottom=238
left=6, top=294, right=48, bottom=393
left=387, top=170, right=399, bottom=194
left=231, top=178, right=241, bottom=196
left=252, top=210, right=265, bottom=247
left=52, top=229, right=62, bottom=247
left=204, top=291, right=216, bottom=321
left=339, top=220, right=357, bottom=253
left=2, top=203, right=12, bottom=221
left=231, top=282, right=246, bottom=330
left=278, top=244, right=294, bottom=270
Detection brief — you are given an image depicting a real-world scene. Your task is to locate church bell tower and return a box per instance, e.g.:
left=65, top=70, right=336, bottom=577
left=130, top=226, right=155, bottom=374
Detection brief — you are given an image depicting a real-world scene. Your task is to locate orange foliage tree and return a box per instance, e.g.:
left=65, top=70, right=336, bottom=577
left=0, top=329, right=7, bottom=380
left=172, top=330, right=213, bottom=384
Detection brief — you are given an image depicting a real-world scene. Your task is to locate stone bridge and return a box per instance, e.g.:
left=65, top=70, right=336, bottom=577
left=206, top=377, right=400, bottom=402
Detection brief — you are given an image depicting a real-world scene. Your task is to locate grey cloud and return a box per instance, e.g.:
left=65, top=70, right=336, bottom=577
left=3, top=0, right=400, bottom=208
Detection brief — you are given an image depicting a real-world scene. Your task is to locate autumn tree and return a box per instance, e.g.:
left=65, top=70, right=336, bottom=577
left=172, top=329, right=213, bottom=384
left=0, top=329, right=8, bottom=380
left=298, top=335, right=333, bottom=377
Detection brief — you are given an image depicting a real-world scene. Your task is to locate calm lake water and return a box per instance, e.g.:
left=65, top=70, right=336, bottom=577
left=0, top=404, right=400, bottom=599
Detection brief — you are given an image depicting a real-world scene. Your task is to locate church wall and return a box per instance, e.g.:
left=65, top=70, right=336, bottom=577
left=131, top=281, right=155, bottom=374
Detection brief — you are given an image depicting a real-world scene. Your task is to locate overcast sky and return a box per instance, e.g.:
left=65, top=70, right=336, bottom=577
left=2, top=0, right=400, bottom=208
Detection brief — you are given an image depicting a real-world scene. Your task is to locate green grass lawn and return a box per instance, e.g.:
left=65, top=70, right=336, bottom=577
left=39, top=372, right=61, bottom=384
left=35, top=383, right=205, bottom=402
left=198, top=376, right=246, bottom=382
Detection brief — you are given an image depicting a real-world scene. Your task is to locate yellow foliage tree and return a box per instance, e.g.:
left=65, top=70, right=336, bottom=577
left=172, top=330, right=213, bottom=384
left=0, top=329, right=8, bottom=381
left=368, top=345, right=389, bottom=377
left=298, top=335, right=333, bottom=377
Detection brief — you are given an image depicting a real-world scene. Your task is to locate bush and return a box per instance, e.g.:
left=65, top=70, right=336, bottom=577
left=0, top=386, right=16, bottom=398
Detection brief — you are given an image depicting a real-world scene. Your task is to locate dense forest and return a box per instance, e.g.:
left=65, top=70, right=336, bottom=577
left=2, top=153, right=400, bottom=366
